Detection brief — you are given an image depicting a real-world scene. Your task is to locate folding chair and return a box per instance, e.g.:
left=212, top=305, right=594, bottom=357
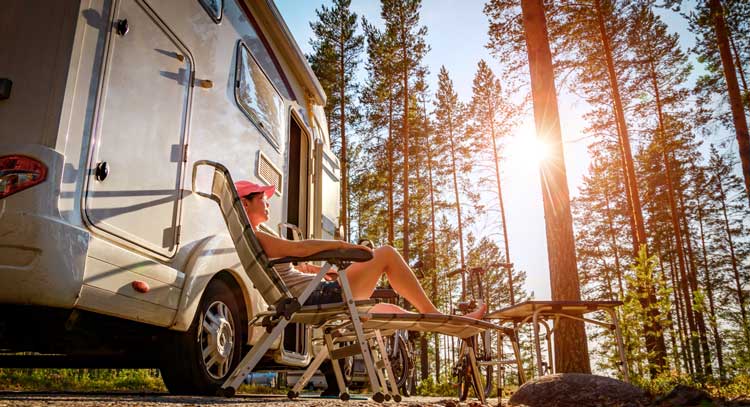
left=191, top=160, right=374, bottom=395
left=192, top=160, right=515, bottom=403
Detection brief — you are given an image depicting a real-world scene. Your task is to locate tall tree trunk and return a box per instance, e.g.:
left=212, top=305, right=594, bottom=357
left=648, top=61, right=703, bottom=376
left=401, top=29, right=411, bottom=263
left=489, top=111, right=514, bottom=304
left=715, top=172, right=750, bottom=352
left=387, top=98, right=395, bottom=246
left=602, top=172, right=625, bottom=297
left=709, top=0, right=750, bottom=204
left=520, top=0, right=590, bottom=373
left=676, top=182, right=712, bottom=376
left=697, top=204, right=725, bottom=381
left=593, top=0, right=667, bottom=372
left=655, top=243, right=681, bottom=374
left=447, top=108, right=468, bottom=301
left=426, top=101, right=441, bottom=383
left=666, top=240, right=694, bottom=374
left=339, top=38, right=349, bottom=242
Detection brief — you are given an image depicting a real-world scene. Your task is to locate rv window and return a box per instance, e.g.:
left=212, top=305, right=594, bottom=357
left=198, top=0, right=222, bottom=23
left=235, top=42, right=285, bottom=149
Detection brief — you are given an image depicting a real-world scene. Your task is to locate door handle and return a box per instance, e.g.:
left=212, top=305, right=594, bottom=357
left=95, top=162, right=109, bottom=181
left=115, top=19, right=129, bottom=36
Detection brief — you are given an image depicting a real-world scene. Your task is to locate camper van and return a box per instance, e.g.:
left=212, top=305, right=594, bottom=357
left=0, top=0, right=341, bottom=394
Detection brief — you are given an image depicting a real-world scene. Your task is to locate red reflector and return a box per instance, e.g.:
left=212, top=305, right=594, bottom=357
left=0, top=155, right=48, bottom=199
left=132, top=280, right=150, bottom=293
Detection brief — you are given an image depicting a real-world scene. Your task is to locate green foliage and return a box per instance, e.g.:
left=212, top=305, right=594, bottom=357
left=414, top=375, right=456, bottom=396
left=634, top=371, right=750, bottom=400
left=620, top=246, right=672, bottom=378
left=0, top=369, right=165, bottom=392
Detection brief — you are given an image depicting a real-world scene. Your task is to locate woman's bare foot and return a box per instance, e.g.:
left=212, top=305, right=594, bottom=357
left=464, top=302, right=488, bottom=320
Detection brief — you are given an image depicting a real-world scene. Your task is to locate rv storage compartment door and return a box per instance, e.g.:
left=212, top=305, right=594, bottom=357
left=85, top=0, right=192, bottom=257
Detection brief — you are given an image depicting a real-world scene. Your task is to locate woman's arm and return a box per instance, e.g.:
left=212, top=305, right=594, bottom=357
left=255, top=231, right=369, bottom=259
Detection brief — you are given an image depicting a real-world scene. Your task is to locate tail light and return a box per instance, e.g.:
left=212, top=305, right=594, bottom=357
left=0, top=155, right=48, bottom=199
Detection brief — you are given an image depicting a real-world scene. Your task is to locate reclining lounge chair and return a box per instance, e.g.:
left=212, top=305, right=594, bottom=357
left=192, top=160, right=518, bottom=403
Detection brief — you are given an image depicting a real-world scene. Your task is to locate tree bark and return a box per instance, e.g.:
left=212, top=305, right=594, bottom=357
left=666, top=239, right=694, bottom=374
left=489, top=105, right=514, bottom=304
left=520, top=0, right=590, bottom=373
left=426, top=98, right=440, bottom=383
left=447, top=107, right=468, bottom=301
left=676, top=183, right=712, bottom=376
left=339, top=34, right=349, bottom=242
left=601, top=171, right=624, bottom=297
left=709, top=0, right=750, bottom=205
left=387, top=98, right=395, bottom=246
left=697, top=204, right=725, bottom=381
left=401, top=22, right=411, bottom=263
left=648, top=60, right=703, bottom=376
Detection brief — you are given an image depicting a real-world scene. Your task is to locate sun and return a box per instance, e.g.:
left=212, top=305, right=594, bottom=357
left=505, top=121, right=551, bottom=170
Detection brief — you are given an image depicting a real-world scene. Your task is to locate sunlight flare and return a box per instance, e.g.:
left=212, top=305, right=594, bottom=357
left=506, top=122, right=551, bottom=170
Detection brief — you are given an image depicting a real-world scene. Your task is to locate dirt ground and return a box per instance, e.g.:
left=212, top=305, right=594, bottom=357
left=0, top=392, right=501, bottom=407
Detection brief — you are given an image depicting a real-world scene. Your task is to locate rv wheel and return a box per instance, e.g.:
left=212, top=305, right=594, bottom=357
left=161, top=279, right=243, bottom=395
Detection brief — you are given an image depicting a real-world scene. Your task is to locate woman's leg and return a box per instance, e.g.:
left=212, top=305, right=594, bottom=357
left=342, top=245, right=440, bottom=313
left=341, top=245, right=487, bottom=319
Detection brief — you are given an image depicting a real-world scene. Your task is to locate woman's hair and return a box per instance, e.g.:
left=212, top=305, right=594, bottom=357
left=243, top=191, right=263, bottom=201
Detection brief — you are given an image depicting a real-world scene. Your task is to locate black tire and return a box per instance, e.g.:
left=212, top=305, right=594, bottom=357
left=387, top=335, right=411, bottom=390
left=456, top=354, right=492, bottom=401
left=160, top=279, right=244, bottom=395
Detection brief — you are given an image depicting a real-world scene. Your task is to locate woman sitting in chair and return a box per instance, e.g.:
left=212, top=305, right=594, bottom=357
left=236, top=180, right=487, bottom=320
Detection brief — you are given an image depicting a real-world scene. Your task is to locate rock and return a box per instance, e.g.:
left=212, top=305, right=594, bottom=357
left=508, top=373, right=650, bottom=407
left=654, top=384, right=714, bottom=406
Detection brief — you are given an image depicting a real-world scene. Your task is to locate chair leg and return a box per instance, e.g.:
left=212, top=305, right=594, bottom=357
left=337, top=270, right=384, bottom=402
left=369, top=337, right=391, bottom=401
left=221, top=319, right=290, bottom=395
left=324, top=333, right=350, bottom=400
left=289, top=345, right=330, bottom=398
left=374, top=330, right=402, bottom=402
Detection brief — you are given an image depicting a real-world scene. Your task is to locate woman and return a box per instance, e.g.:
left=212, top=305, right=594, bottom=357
left=236, top=180, right=487, bottom=320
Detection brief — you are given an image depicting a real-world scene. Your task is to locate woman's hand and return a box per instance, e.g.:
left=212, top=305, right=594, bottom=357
left=324, top=268, right=339, bottom=281
left=338, top=240, right=374, bottom=254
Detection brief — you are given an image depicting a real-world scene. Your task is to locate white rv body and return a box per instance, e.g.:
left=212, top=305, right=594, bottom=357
left=0, top=0, right=341, bottom=386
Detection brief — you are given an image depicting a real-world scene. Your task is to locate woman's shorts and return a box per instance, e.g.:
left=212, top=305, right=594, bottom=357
left=303, top=281, right=343, bottom=305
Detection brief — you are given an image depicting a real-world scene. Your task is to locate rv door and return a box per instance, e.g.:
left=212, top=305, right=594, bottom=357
left=85, top=0, right=192, bottom=258
left=315, top=141, right=340, bottom=241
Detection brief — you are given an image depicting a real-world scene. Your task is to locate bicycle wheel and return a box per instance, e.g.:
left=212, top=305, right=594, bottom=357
left=455, top=337, right=494, bottom=401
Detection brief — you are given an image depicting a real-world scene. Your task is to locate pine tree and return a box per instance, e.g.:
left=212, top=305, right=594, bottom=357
left=469, top=60, right=523, bottom=304
left=309, top=0, right=364, bottom=241
left=627, top=1, right=711, bottom=377
left=360, top=19, right=402, bottom=245
left=686, top=0, right=750, bottom=203
left=433, top=67, right=471, bottom=300
left=381, top=0, right=429, bottom=264
left=520, top=0, right=591, bottom=374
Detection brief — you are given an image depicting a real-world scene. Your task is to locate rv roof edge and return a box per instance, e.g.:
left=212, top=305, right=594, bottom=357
left=254, top=0, right=327, bottom=106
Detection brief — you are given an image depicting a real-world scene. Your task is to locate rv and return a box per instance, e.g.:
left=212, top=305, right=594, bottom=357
left=0, top=0, right=341, bottom=394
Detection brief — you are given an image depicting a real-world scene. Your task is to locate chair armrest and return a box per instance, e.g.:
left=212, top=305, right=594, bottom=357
left=268, top=248, right=373, bottom=267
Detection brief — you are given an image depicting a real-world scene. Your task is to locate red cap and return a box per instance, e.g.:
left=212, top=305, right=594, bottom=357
left=235, top=180, right=275, bottom=198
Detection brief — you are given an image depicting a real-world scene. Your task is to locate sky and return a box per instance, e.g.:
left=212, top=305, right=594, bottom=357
left=275, top=0, right=698, bottom=302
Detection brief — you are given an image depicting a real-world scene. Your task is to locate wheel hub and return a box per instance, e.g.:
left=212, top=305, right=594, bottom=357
left=200, top=301, right=235, bottom=379
left=216, top=319, right=233, bottom=358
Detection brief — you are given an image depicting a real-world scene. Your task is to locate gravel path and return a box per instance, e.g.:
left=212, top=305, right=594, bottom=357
left=0, top=393, right=497, bottom=407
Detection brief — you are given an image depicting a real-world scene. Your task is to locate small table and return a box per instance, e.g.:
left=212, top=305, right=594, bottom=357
left=486, top=300, right=628, bottom=382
